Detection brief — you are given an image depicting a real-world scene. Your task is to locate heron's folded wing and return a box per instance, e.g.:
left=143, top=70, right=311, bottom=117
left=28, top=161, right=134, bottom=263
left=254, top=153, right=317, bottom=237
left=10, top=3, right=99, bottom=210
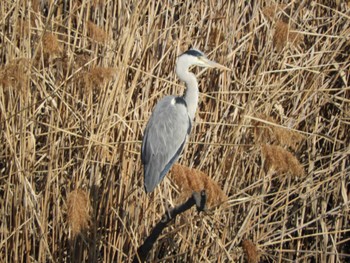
left=141, top=96, right=191, bottom=191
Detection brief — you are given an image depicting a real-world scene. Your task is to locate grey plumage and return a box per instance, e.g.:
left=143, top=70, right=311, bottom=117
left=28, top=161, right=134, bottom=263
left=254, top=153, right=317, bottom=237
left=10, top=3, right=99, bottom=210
left=141, top=48, right=229, bottom=193
left=141, top=96, right=191, bottom=193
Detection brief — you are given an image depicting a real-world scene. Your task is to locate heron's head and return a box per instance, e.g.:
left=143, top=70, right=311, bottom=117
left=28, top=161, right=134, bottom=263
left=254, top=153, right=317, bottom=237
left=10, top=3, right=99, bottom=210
left=177, top=48, right=230, bottom=71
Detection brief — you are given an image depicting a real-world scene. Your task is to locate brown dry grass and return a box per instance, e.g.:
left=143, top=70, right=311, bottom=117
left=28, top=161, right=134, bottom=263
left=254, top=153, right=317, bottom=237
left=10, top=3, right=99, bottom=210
left=1, top=0, right=349, bottom=262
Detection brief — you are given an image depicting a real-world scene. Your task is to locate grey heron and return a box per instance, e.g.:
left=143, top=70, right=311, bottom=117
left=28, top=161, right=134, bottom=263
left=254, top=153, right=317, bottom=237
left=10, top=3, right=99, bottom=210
left=141, top=48, right=229, bottom=193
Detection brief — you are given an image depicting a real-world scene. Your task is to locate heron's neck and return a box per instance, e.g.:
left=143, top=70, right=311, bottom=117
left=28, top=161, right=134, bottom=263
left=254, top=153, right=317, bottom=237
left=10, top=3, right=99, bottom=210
left=177, top=70, right=198, bottom=121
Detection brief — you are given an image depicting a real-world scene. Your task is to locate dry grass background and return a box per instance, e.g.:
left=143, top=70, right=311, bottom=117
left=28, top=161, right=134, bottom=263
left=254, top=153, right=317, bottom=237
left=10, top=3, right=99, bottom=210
left=0, top=0, right=349, bottom=262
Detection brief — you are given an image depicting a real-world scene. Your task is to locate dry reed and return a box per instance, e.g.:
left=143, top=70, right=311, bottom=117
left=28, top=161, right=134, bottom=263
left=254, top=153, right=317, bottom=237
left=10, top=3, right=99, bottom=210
left=16, top=18, right=31, bottom=37
left=1, top=0, right=349, bottom=262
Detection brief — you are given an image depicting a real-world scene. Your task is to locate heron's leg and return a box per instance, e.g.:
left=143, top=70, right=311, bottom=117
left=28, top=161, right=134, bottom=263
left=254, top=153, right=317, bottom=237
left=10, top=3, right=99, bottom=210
left=158, top=180, right=173, bottom=219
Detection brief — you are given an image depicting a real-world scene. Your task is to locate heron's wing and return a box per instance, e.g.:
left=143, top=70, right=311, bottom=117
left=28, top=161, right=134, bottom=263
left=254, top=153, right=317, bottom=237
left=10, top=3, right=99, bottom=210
left=141, top=96, right=191, bottom=192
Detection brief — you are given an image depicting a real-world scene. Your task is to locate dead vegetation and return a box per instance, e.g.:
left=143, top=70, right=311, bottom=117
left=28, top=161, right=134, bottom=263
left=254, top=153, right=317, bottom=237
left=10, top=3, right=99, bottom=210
left=0, top=0, right=349, bottom=262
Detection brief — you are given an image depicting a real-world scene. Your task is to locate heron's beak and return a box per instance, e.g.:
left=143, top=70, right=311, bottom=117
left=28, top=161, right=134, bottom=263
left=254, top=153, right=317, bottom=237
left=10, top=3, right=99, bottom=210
left=205, top=58, right=231, bottom=71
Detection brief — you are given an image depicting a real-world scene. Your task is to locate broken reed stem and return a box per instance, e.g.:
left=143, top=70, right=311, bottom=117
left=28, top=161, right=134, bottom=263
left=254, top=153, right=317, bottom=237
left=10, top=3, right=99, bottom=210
left=133, top=191, right=207, bottom=263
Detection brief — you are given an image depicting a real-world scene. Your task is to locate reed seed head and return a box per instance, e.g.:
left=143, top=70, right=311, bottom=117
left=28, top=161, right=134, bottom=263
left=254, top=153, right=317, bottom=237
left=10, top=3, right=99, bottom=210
left=170, top=164, right=228, bottom=209
left=242, top=240, right=260, bottom=263
left=261, top=144, right=305, bottom=178
left=67, top=189, right=91, bottom=238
